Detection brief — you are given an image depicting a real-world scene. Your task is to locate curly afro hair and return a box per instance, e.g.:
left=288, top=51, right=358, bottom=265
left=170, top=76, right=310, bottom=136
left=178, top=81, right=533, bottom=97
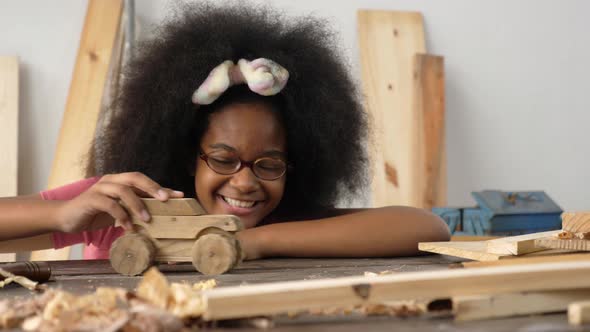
left=88, top=1, right=369, bottom=220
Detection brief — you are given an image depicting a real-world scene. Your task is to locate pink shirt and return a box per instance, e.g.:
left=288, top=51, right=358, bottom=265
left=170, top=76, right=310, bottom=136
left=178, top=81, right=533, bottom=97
left=41, top=177, right=124, bottom=259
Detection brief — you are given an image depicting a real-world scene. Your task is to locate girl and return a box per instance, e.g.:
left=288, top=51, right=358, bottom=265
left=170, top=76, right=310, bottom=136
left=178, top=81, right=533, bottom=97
left=0, top=2, right=449, bottom=260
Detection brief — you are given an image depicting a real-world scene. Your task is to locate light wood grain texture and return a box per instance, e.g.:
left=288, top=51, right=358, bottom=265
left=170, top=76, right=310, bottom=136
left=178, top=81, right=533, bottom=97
left=192, top=229, right=240, bottom=275
left=453, top=290, right=590, bottom=321
left=562, top=212, right=590, bottom=234
left=462, top=252, right=590, bottom=268
left=569, top=301, right=590, bottom=325
left=142, top=198, right=206, bottom=216
left=357, top=10, right=427, bottom=208
left=535, top=237, right=590, bottom=251
left=420, top=241, right=508, bottom=261
left=32, top=0, right=124, bottom=261
left=486, top=230, right=560, bottom=255
left=109, top=233, right=155, bottom=276
left=413, top=54, right=446, bottom=210
left=0, top=56, right=18, bottom=263
left=131, top=215, right=242, bottom=239
left=201, top=261, right=590, bottom=320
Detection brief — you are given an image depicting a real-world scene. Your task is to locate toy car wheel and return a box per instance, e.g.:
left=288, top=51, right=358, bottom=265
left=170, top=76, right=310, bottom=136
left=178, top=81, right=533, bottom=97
left=110, top=233, right=156, bottom=276
left=191, top=229, right=239, bottom=275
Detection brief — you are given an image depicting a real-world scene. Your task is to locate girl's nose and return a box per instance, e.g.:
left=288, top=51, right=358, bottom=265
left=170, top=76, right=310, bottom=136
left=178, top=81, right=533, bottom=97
left=229, top=166, right=260, bottom=192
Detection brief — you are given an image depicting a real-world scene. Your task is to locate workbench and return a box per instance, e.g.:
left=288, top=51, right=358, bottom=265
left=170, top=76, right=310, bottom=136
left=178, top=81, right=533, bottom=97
left=1, top=256, right=580, bottom=331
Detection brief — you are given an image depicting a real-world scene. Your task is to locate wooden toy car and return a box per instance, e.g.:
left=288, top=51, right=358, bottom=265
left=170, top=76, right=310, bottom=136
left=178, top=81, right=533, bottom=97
left=109, top=198, right=243, bottom=276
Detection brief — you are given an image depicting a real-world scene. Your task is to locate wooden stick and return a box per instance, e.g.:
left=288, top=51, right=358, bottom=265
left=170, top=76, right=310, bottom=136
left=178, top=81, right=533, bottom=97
left=200, top=261, right=590, bottom=320
left=462, top=252, right=590, bottom=268
left=453, top=290, right=590, bottom=321
left=485, top=230, right=560, bottom=255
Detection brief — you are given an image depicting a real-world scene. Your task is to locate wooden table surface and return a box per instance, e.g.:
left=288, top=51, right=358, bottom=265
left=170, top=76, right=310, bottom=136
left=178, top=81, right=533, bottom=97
left=1, top=255, right=581, bottom=331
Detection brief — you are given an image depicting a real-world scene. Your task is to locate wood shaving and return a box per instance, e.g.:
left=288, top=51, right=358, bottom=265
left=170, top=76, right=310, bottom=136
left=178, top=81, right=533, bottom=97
left=556, top=230, right=590, bottom=240
left=0, top=267, right=41, bottom=291
left=1, top=267, right=216, bottom=331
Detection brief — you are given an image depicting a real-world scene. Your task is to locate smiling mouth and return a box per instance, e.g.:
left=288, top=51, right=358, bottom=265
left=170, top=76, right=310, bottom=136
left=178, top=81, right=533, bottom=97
left=220, top=195, right=259, bottom=208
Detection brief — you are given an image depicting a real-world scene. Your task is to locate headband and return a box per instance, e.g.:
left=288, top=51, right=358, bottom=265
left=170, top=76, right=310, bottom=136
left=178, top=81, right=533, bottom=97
left=192, top=58, right=289, bottom=105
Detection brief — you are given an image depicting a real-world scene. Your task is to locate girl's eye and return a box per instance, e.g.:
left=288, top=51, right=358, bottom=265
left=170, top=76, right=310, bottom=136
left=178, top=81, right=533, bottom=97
left=211, top=158, right=236, bottom=165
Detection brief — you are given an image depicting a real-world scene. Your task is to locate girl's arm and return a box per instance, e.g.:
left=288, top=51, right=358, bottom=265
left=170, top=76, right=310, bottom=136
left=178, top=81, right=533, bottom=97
left=237, top=206, right=450, bottom=260
left=0, top=194, right=63, bottom=241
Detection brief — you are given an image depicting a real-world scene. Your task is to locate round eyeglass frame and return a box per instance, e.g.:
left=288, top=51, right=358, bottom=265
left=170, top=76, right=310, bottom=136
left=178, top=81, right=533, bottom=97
left=199, top=153, right=288, bottom=181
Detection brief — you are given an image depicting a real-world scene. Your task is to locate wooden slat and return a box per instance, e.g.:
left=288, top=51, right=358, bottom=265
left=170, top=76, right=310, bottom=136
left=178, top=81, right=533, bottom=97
left=201, top=261, right=590, bottom=320
left=357, top=10, right=427, bottom=208
left=413, top=54, right=446, bottom=210
left=0, top=56, right=19, bottom=263
left=142, top=198, right=206, bottom=216
left=535, top=237, right=590, bottom=251
left=31, top=0, right=124, bottom=261
left=569, top=301, right=590, bottom=325
left=486, top=230, right=560, bottom=255
left=453, top=290, right=590, bottom=321
left=420, top=241, right=507, bottom=261
left=462, top=252, right=590, bottom=268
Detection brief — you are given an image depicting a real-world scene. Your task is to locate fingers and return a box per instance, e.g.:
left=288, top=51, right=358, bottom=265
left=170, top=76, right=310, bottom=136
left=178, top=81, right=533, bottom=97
left=102, top=172, right=184, bottom=201
left=91, top=195, right=133, bottom=230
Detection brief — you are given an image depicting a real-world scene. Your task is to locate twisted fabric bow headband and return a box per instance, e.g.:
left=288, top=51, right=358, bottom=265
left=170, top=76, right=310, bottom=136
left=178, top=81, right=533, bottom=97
left=192, top=58, right=289, bottom=105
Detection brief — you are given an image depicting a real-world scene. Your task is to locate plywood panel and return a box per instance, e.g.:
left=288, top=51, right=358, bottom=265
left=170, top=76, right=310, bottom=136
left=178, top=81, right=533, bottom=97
left=0, top=56, right=19, bottom=263
left=357, top=10, right=426, bottom=208
left=31, top=0, right=124, bottom=261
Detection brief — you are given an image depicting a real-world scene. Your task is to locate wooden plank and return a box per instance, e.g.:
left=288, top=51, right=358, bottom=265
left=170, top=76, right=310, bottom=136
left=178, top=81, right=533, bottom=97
left=201, top=261, right=590, bottom=320
left=142, top=198, right=206, bottom=216
left=0, top=56, right=19, bottom=263
left=562, top=212, right=590, bottom=233
left=569, top=301, right=590, bottom=325
left=453, top=290, right=590, bottom=321
left=413, top=54, right=446, bottom=210
left=419, top=241, right=508, bottom=261
left=31, top=0, right=124, bottom=262
left=451, top=235, right=498, bottom=242
left=462, top=252, right=590, bottom=268
left=486, top=230, right=560, bottom=255
left=357, top=10, right=428, bottom=208
left=535, top=237, right=590, bottom=251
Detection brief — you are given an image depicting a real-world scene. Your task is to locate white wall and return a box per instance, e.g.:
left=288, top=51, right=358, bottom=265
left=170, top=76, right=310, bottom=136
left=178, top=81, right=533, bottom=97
left=2, top=0, right=589, bottom=211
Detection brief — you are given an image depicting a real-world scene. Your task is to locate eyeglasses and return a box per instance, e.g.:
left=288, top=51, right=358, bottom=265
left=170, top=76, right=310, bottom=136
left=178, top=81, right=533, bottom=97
left=199, top=153, right=287, bottom=181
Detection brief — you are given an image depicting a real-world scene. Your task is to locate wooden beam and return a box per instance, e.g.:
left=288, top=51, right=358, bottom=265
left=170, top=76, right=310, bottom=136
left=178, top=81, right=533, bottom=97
left=462, top=252, right=590, bottom=268
left=562, top=212, right=590, bottom=233
left=200, top=261, right=590, bottom=320
left=413, top=54, right=446, bottom=210
left=535, top=237, right=590, bottom=251
left=569, top=301, right=590, bottom=325
left=357, top=10, right=429, bottom=208
left=141, top=198, right=206, bottom=216
left=453, top=290, right=590, bottom=321
left=0, top=56, right=19, bottom=263
left=31, top=0, right=124, bottom=261
left=486, top=230, right=560, bottom=255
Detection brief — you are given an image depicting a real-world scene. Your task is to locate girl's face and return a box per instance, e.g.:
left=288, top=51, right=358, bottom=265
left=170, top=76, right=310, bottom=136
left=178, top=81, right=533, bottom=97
left=194, top=102, right=287, bottom=228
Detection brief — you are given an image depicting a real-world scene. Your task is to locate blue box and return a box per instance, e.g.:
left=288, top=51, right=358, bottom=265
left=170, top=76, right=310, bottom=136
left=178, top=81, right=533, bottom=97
left=432, top=190, right=562, bottom=236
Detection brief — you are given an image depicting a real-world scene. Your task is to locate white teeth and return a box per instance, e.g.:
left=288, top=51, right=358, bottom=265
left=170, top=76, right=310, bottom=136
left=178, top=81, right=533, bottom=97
left=223, top=196, right=256, bottom=208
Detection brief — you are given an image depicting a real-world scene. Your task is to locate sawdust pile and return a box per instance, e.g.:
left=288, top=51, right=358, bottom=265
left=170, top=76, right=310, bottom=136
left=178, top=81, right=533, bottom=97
left=0, top=267, right=215, bottom=332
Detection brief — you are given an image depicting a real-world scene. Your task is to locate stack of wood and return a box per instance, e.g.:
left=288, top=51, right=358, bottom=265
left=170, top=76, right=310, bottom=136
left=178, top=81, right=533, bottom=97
left=419, top=211, right=590, bottom=323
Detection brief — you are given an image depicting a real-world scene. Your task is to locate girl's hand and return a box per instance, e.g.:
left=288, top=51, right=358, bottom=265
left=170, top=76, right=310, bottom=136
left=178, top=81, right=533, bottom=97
left=54, top=172, right=184, bottom=233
